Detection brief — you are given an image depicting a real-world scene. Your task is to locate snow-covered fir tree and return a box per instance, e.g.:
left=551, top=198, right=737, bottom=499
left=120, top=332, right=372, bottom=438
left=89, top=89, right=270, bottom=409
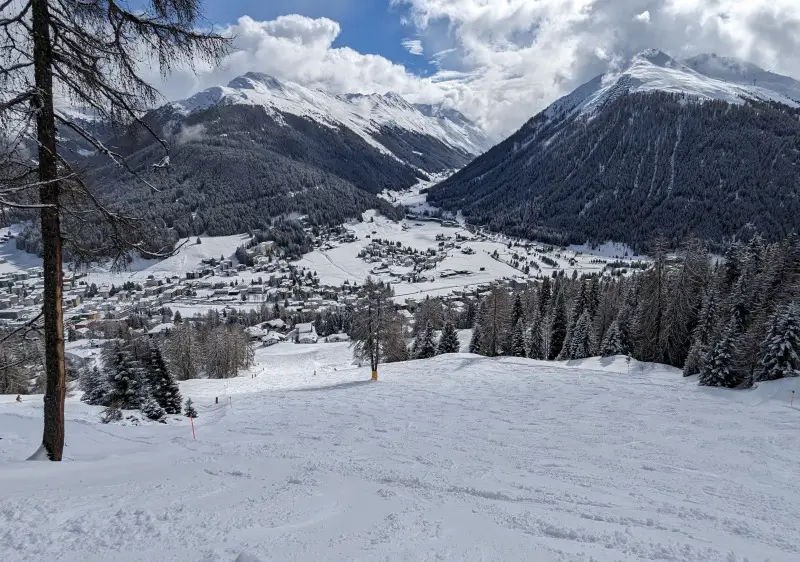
left=563, top=310, right=594, bottom=360
left=415, top=322, right=438, bottom=359
left=683, top=290, right=718, bottom=377
left=437, top=322, right=460, bottom=354
left=599, top=318, right=627, bottom=357
left=753, top=302, right=800, bottom=382
left=141, top=397, right=167, bottom=423
left=698, top=318, right=739, bottom=387
left=184, top=397, right=198, bottom=418
left=105, top=343, right=143, bottom=410
left=509, top=319, right=526, bottom=357
left=469, top=322, right=482, bottom=354
left=146, top=345, right=182, bottom=414
left=507, top=294, right=524, bottom=351
left=80, top=366, right=110, bottom=406
left=528, top=317, right=544, bottom=360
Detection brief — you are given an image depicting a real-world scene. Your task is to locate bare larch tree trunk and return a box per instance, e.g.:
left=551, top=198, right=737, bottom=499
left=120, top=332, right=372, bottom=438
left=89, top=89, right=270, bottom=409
left=32, top=0, right=66, bottom=461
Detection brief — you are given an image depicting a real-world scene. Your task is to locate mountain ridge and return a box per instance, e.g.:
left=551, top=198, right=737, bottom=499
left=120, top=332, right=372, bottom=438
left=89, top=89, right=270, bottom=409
left=427, top=50, right=800, bottom=250
left=168, top=72, right=492, bottom=160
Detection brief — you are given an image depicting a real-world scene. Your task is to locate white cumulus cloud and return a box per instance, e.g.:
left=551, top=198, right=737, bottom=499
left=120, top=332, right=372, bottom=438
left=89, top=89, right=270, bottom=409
left=149, top=2, right=800, bottom=140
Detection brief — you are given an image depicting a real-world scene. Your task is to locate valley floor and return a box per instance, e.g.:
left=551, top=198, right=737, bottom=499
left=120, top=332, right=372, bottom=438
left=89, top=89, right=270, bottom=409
left=1, top=351, right=799, bottom=562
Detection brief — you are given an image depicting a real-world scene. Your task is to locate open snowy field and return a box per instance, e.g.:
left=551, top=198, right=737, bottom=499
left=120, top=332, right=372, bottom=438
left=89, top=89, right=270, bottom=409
left=0, top=193, right=647, bottom=307
left=2, top=349, right=799, bottom=562
left=295, top=211, right=647, bottom=302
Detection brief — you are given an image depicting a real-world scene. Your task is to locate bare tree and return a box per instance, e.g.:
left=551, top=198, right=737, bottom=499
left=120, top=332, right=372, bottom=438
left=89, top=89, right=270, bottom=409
left=0, top=0, right=228, bottom=460
left=350, top=277, right=400, bottom=380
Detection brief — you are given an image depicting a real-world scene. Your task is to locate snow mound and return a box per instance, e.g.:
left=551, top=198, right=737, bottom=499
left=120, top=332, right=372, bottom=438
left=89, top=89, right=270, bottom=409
left=25, top=444, right=49, bottom=461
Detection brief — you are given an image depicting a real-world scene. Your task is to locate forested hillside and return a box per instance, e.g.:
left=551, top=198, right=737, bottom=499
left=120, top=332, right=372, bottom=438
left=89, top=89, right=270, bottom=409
left=9, top=74, right=488, bottom=258
left=91, top=104, right=410, bottom=238
left=429, top=51, right=800, bottom=252
left=429, top=93, right=800, bottom=251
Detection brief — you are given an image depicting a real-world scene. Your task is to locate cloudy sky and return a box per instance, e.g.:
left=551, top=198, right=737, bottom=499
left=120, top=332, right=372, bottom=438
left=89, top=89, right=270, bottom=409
left=138, top=0, right=800, bottom=139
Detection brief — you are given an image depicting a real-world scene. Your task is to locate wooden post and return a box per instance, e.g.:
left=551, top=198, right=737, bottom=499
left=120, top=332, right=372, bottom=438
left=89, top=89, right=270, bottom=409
left=190, top=415, right=196, bottom=440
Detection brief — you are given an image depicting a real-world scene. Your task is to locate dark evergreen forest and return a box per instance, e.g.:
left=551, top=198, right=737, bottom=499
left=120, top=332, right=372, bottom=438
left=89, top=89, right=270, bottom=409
left=429, top=93, right=800, bottom=252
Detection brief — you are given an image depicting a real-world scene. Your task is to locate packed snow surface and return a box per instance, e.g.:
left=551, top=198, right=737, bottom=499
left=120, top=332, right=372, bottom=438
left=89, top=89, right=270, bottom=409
left=2, top=348, right=799, bottom=562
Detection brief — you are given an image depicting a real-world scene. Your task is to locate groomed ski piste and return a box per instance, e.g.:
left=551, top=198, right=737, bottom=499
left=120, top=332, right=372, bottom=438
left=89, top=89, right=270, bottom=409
left=2, top=341, right=799, bottom=562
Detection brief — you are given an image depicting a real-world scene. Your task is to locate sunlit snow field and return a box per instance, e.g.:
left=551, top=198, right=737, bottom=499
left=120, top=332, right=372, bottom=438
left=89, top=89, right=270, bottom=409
left=2, top=342, right=799, bottom=562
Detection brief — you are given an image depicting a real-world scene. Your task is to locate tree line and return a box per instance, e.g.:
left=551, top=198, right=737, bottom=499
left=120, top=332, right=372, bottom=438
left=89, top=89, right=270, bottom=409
left=78, top=309, right=253, bottom=421
left=349, top=235, right=799, bottom=387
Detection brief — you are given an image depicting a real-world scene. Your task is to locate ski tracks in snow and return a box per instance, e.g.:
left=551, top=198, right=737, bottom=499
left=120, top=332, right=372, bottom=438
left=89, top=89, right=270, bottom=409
left=2, top=357, right=800, bottom=561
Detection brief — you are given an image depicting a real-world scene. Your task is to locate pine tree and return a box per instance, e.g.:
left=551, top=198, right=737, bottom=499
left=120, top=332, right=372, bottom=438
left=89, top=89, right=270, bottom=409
left=509, top=319, right=527, bottom=357
left=106, top=344, right=143, bottom=410
left=683, top=290, right=718, bottom=377
left=141, top=397, right=167, bottom=423
left=564, top=310, right=594, bottom=360
left=437, top=322, right=460, bottom=354
left=416, top=322, right=438, bottom=359
left=469, top=322, right=483, bottom=354
left=548, top=291, right=568, bottom=360
left=599, top=319, right=627, bottom=357
left=753, top=303, right=800, bottom=382
left=632, top=239, right=668, bottom=362
left=80, top=366, right=110, bottom=406
left=528, top=322, right=547, bottom=359
left=699, top=319, right=739, bottom=387
left=350, top=277, right=402, bottom=379
left=382, top=316, right=410, bottom=363
left=538, top=277, right=552, bottom=318
left=183, top=398, right=198, bottom=418
left=146, top=345, right=183, bottom=414
left=507, top=294, right=524, bottom=350
left=660, top=238, right=709, bottom=367
left=478, top=286, right=509, bottom=356
left=528, top=316, right=545, bottom=360
left=173, top=311, right=183, bottom=324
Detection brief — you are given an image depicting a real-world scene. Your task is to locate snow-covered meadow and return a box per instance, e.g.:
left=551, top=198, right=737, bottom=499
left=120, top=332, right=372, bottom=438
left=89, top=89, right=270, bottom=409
left=295, top=210, right=646, bottom=303
left=2, top=344, right=799, bottom=562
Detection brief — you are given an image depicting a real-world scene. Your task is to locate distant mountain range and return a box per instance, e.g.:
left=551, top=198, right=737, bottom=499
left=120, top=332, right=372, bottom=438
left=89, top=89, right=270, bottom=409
left=428, top=50, right=800, bottom=250
left=78, top=73, right=490, bottom=241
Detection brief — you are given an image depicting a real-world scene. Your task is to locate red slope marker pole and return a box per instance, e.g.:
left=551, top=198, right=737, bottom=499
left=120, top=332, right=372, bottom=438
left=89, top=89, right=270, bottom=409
left=190, top=415, right=196, bottom=440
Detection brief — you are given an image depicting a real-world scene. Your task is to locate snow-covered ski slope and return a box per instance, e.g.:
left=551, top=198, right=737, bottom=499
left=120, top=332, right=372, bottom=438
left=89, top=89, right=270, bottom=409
left=2, top=351, right=799, bottom=562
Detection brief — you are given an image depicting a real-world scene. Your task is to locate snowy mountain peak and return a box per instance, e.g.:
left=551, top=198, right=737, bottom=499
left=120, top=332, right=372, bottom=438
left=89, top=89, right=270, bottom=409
left=634, top=48, right=680, bottom=68
left=227, top=72, right=285, bottom=92
left=683, top=54, right=800, bottom=103
left=545, top=49, right=800, bottom=121
left=170, top=74, right=491, bottom=159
